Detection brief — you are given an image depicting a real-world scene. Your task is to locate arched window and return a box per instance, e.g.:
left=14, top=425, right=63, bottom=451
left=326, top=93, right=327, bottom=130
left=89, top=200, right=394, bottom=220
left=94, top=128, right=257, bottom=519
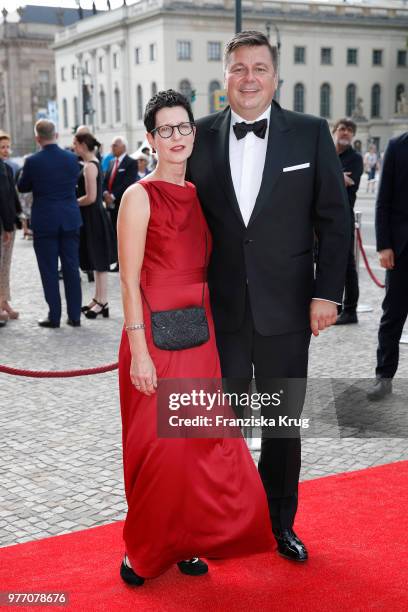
left=151, top=82, right=157, bottom=97
left=294, top=83, right=305, bottom=113
left=62, top=98, right=68, bottom=129
left=179, top=79, right=192, bottom=101
left=100, top=87, right=106, bottom=124
left=209, top=80, right=221, bottom=113
left=346, top=83, right=356, bottom=117
left=395, top=83, right=405, bottom=113
left=320, top=83, right=331, bottom=118
left=137, top=85, right=143, bottom=121
left=371, top=84, right=381, bottom=118
left=73, top=96, right=79, bottom=126
left=114, top=86, right=121, bottom=123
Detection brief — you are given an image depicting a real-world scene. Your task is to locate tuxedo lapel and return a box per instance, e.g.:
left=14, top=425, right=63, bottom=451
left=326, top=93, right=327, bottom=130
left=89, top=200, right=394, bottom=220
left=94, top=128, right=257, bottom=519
left=209, top=108, right=245, bottom=226
left=247, top=101, right=292, bottom=228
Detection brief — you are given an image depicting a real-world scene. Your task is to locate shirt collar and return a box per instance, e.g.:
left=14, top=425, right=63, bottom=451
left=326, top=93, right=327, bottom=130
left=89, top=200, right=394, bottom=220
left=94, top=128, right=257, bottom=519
left=230, top=105, right=271, bottom=127
left=115, top=152, right=126, bottom=165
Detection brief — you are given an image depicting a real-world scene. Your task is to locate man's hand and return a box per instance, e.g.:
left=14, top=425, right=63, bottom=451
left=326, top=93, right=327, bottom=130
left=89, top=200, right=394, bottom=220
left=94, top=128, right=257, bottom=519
left=2, top=231, right=13, bottom=244
left=343, top=172, right=355, bottom=187
left=310, top=299, right=338, bottom=337
left=103, top=191, right=113, bottom=205
left=378, top=249, right=394, bottom=270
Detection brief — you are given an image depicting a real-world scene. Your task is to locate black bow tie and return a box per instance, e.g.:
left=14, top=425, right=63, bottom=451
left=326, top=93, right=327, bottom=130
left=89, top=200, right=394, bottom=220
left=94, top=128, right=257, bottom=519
left=233, top=118, right=268, bottom=140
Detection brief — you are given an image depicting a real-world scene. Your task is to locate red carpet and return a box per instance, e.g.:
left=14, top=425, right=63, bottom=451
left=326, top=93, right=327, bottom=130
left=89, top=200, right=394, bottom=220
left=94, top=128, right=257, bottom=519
left=1, top=461, right=407, bottom=611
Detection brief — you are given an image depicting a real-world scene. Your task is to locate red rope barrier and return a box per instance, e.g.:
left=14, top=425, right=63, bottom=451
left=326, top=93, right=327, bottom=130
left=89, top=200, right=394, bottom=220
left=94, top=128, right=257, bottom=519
left=0, top=362, right=118, bottom=378
left=356, top=227, right=385, bottom=289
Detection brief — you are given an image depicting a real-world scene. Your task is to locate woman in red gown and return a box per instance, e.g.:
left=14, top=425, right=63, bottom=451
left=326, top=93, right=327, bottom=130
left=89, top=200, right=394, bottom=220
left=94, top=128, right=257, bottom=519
left=117, top=90, right=273, bottom=585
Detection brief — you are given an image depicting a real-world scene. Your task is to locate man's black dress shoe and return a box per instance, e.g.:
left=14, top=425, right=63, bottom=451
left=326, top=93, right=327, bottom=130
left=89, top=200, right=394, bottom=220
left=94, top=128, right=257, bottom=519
left=67, top=319, right=81, bottom=327
left=367, top=377, right=392, bottom=401
left=273, top=528, right=308, bottom=562
left=38, top=318, right=60, bottom=328
left=177, top=557, right=208, bottom=576
left=335, top=310, right=358, bottom=325
left=120, top=556, right=145, bottom=586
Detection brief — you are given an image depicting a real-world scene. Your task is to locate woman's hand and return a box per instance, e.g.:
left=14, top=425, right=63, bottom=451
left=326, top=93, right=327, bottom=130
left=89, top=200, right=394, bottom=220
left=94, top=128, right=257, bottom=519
left=130, top=352, right=158, bottom=395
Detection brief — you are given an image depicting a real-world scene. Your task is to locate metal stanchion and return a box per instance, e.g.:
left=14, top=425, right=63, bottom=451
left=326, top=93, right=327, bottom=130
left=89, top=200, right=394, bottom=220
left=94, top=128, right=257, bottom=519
left=355, top=210, right=373, bottom=314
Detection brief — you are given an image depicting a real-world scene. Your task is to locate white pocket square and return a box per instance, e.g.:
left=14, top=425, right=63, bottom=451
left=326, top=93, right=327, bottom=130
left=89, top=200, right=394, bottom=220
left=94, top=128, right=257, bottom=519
left=283, top=163, right=310, bottom=173
left=118, top=168, right=126, bottom=172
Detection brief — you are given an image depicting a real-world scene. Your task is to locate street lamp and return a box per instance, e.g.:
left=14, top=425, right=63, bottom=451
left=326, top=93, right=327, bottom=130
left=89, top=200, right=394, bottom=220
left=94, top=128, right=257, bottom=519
left=266, top=22, right=283, bottom=102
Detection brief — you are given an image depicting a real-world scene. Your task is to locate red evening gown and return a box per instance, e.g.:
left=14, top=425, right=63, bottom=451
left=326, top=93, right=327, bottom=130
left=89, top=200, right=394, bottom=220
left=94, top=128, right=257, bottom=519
left=118, top=180, right=273, bottom=578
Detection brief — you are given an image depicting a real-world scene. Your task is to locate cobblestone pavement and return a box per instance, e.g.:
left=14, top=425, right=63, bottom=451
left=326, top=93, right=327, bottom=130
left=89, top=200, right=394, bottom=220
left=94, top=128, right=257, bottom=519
left=0, top=189, right=407, bottom=548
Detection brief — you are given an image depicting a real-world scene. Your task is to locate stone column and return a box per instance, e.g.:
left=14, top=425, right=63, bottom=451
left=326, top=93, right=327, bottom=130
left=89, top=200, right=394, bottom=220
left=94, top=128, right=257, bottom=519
left=103, top=45, right=113, bottom=128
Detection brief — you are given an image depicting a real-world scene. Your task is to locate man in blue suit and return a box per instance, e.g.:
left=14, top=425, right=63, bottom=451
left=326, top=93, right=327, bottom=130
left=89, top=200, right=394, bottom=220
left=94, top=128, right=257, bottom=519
left=18, top=120, right=82, bottom=328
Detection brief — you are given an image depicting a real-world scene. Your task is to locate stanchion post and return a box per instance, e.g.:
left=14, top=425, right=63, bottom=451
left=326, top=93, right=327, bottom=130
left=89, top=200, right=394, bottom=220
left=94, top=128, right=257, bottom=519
left=354, top=210, right=361, bottom=277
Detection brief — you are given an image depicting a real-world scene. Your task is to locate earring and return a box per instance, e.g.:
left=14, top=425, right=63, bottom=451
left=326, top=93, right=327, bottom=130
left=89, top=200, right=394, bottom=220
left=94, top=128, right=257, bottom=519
left=151, top=147, right=156, bottom=154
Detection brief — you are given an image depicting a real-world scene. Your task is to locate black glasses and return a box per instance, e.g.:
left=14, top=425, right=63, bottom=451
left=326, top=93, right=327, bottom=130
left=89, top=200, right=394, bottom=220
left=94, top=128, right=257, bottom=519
left=151, top=122, right=195, bottom=139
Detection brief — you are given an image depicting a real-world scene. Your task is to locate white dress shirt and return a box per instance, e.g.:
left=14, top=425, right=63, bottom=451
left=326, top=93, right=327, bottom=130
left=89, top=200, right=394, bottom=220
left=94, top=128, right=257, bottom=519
left=229, top=106, right=271, bottom=226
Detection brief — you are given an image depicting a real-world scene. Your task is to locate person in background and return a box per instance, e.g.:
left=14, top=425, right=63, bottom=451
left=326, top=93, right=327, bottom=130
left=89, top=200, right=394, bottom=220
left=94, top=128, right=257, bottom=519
left=0, top=158, right=15, bottom=328
left=103, top=137, right=138, bottom=272
left=73, top=132, right=114, bottom=319
left=18, top=120, right=82, bottom=328
left=332, top=118, right=364, bottom=325
left=364, top=144, right=379, bottom=194
left=0, top=132, right=22, bottom=321
left=141, top=146, right=156, bottom=172
left=15, top=158, right=33, bottom=240
left=135, top=153, right=150, bottom=180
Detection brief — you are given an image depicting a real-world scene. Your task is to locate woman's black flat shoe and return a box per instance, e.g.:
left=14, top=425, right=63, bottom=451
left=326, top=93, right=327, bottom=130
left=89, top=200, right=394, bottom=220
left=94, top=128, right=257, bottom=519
left=177, top=557, right=208, bottom=576
left=120, top=557, right=145, bottom=587
left=84, top=301, right=109, bottom=319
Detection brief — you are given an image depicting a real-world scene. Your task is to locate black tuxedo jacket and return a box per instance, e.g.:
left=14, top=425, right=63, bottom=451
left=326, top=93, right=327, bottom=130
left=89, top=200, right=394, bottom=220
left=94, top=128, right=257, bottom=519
left=187, top=101, right=350, bottom=335
left=376, top=132, right=408, bottom=257
left=103, top=154, right=138, bottom=209
left=0, top=160, right=21, bottom=232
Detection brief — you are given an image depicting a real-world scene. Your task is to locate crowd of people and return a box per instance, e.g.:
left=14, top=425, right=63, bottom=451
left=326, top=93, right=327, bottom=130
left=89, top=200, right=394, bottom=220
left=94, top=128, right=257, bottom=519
left=0, top=29, right=407, bottom=587
left=0, top=125, right=156, bottom=328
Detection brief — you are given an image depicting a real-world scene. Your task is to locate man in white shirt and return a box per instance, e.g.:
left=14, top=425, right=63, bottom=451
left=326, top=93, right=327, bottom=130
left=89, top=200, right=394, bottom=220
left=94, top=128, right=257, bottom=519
left=188, top=31, right=349, bottom=562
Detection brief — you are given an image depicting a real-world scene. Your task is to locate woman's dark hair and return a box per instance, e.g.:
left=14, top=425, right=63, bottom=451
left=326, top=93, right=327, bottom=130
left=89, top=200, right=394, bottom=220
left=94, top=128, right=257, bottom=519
left=75, top=132, right=101, bottom=151
left=144, top=89, right=194, bottom=133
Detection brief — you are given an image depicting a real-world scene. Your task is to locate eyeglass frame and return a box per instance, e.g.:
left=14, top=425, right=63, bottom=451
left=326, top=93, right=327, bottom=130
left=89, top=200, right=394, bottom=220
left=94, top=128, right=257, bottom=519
left=150, top=121, right=195, bottom=139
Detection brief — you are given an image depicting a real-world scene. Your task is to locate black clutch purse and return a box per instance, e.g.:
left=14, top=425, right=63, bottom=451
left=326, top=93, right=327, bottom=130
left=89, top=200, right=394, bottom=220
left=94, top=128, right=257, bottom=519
left=140, top=236, right=209, bottom=351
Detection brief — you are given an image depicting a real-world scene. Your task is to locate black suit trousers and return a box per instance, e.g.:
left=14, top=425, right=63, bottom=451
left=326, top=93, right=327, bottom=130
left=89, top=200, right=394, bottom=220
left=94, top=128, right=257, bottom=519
left=215, top=290, right=311, bottom=530
left=376, top=245, right=408, bottom=378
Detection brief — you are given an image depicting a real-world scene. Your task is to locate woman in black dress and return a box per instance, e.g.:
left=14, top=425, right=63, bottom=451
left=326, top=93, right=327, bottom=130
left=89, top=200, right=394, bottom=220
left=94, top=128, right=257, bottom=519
left=73, top=133, right=114, bottom=319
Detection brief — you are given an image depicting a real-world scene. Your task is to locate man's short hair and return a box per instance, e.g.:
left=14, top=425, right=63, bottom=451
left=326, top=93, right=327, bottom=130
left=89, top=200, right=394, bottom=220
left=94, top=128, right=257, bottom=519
left=112, top=136, right=128, bottom=149
left=0, top=131, right=11, bottom=143
left=224, top=30, right=278, bottom=73
left=332, top=118, right=357, bottom=135
left=35, top=119, right=56, bottom=141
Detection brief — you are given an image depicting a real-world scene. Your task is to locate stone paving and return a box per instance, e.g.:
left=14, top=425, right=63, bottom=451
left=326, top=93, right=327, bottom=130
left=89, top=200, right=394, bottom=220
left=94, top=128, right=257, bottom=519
left=0, top=188, right=407, bottom=548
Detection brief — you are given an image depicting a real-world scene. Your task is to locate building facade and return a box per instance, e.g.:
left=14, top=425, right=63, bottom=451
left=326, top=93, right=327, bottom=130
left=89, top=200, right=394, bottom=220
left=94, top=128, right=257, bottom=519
left=51, top=0, right=407, bottom=153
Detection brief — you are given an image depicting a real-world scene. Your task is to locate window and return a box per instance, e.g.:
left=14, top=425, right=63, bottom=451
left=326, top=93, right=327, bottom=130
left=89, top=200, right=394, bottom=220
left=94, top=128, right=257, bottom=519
left=149, top=43, right=157, bottom=62
left=321, top=48, right=332, bottom=65
left=60, top=67, right=66, bottom=82
left=73, top=96, right=79, bottom=126
left=209, top=80, right=221, bottom=113
left=151, top=82, right=157, bottom=97
left=71, top=64, right=76, bottom=79
left=177, top=40, right=192, bottom=61
left=100, top=88, right=106, bottom=124
left=347, top=48, right=358, bottom=66
left=346, top=84, right=356, bottom=116
left=320, top=83, right=331, bottom=118
left=395, top=83, right=405, bottom=113
left=38, top=71, right=50, bottom=100
left=397, top=50, right=407, bottom=67
left=294, top=83, right=305, bottom=113
left=371, top=84, right=381, bottom=118
left=62, top=98, right=68, bottom=128
left=135, top=47, right=142, bottom=65
left=372, top=50, right=383, bottom=66
left=98, top=57, right=104, bottom=73
left=114, top=87, right=121, bottom=123
left=113, top=52, right=119, bottom=70
left=179, top=79, right=192, bottom=101
left=208, top=41, right=221, bottom=61
left=84, top=60, right=89, bottom=75
left=294, top=46, right=305, bottom=64
left=137, top=85, right=143, bottom=121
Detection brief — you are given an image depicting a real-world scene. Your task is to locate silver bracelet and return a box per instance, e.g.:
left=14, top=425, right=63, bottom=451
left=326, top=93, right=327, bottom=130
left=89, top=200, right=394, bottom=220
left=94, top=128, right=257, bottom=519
left=125, top=323, right=145, bottom=331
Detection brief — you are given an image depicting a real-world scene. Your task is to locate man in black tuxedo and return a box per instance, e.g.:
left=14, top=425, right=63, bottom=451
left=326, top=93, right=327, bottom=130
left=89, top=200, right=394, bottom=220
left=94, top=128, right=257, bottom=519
left=367, top=132, right=408, bottom=401
left=103, top=137, right=138, bottom=270
left=188, top=31, right=349, bottom=561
